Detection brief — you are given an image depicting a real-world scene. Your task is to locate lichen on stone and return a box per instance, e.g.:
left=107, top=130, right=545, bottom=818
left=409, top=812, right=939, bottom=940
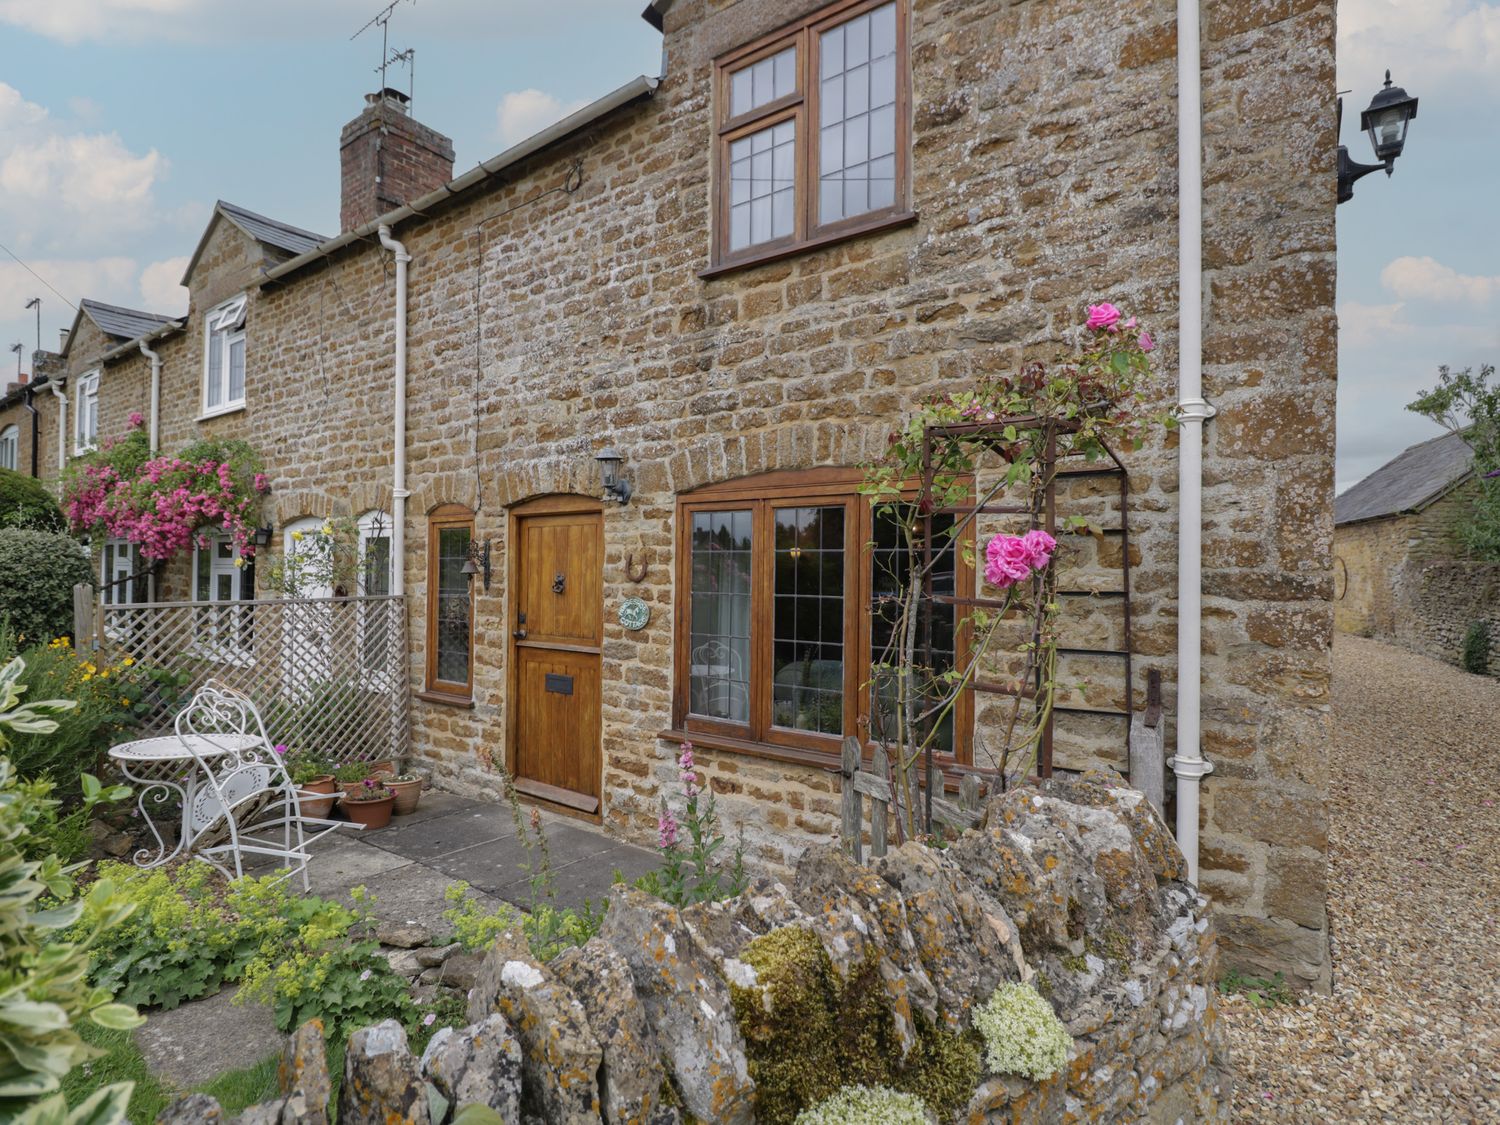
left=792, top=1084, right=931, bottom=1125
left=972, top=983, right=1072, bottom=1082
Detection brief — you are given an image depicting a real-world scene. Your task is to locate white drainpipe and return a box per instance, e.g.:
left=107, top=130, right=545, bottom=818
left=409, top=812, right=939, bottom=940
left=377, top=224, right=411, bottom=597
left=1170, top=0, right=1215, bottom=885
left=48, top=376, right=67, bottom=473
left=140, top=340, right=162, bottom=452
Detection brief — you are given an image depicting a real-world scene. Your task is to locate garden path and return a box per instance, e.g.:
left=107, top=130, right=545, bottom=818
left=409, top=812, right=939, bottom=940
left=134, top=792, right=659, bottom=1089
left=1221, top=633, right=1500, bottom=1122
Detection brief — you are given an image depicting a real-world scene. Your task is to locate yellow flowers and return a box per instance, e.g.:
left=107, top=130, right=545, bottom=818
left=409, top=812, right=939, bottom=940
left=122, top=656, right=134, bottom=667
left=233, top=557, right=246, bottom=569
left=291, top=530, right=304, bottom=542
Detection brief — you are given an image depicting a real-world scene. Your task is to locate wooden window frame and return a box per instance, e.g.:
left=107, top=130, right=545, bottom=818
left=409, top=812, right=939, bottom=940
left=708, top=0, right=913, bottom=275
left=670, top=467, right=973, bottom=769
left=423, top=504, right=475, bottom=704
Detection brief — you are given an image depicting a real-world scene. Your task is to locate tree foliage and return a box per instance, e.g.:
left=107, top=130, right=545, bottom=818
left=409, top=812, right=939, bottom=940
left=1407, top=363, right=1500, bottom=561
left=0, top=470, right=66, bottom=534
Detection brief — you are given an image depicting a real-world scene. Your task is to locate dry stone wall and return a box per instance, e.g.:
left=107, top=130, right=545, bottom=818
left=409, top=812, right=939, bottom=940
left=160, top=774, right=1230, bottom=1124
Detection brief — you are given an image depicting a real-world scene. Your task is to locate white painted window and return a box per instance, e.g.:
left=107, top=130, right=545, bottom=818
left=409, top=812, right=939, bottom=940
left=357, top=510, right=393, bottom=597
left=202, top=294, right=248, bottom=415
left=74, top=371, right=99, bottom=453
left=357, top=510, right=394, bottom=685
left=0, top=426, right=17, bottom=471
left=101, top=538, right=151, bottom=606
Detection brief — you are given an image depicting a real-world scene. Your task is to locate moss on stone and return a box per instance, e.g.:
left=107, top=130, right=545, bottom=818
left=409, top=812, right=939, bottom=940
left=1060, top=951, right=1088, bottom=974
left=727, top=925, right=981, bottom=1125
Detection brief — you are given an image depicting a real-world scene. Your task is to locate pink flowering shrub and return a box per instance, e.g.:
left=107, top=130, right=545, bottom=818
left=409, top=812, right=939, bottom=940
left=61, top=428, right=270, bottom=561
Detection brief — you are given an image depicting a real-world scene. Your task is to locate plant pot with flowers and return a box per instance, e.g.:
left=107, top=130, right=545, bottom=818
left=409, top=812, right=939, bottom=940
left=281, top=746, right=337, bottom=818
left=385, top=773, right=423, bottom=816
left=340, top=781, right=395, bottom=829
left=334, top=760, right=380, bottom=798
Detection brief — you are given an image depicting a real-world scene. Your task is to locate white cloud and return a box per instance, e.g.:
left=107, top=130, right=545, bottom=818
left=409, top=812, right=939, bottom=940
left=0, top=82, right=165, bottom=254
left=495, top=89, right=589, bottom=147
left=1339, top=0, right=1500, bottom=95
left=138, top=256, right=190, bottom=314
left=1380, top=255, right=1500, bottom=305
left=0, top=257, right=141, bottom=327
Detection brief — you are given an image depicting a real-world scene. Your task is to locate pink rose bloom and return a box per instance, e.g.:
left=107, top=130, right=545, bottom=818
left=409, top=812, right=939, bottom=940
left=128, top=411, right=144, bottom=429
left=984, top=534, right=1034, bottom=590
left=1085, top=303, right=1122, bottom=332
left=1137, top=330, right=1155, bottom=352
left=1020, top=529, right=1057, bottom=569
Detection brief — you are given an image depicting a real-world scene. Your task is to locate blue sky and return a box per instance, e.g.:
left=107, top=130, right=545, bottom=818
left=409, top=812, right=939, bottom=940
left=1, top=0, right=1496, bottom=493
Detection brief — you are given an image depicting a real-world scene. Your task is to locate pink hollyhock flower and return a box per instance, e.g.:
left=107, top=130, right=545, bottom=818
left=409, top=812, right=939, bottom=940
left=658, top=808, right=679, bottom=849
left=1085, top=303, right=1122, bottom=332
left=1138, top=330, right=1155, bottom=352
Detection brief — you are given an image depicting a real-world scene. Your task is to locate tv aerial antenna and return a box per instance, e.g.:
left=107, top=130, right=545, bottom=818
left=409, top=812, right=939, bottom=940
left=352, top=0, right=416, bottom=105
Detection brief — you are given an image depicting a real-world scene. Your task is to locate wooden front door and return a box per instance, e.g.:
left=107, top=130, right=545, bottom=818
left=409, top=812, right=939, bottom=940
left=509, top=497, right=603, bottom=814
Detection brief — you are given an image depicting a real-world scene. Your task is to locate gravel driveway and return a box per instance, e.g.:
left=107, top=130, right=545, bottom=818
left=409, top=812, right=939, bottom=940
left=1221, top=634, right=1500, bottom=1121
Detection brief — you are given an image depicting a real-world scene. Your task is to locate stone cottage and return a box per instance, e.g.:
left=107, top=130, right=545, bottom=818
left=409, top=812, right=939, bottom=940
left=0, top=0, right=1337, bottom=987
left=1335, top=429, right=1500, bottom=671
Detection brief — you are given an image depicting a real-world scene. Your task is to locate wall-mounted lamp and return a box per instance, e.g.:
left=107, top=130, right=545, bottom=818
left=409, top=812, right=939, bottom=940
left=595, top=447, right=633, bottom=504
left=460, top=538, right=492, bottom=590
left=253, top=526, right=274, bottom=548
left=1337, top=70, right=1419, bottom=205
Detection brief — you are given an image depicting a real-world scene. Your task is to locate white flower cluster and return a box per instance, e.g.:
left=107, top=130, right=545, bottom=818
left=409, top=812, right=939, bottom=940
left=972, top=982, right=1073, bottom=1082
left=793, top=1084, right=931, bottom=1125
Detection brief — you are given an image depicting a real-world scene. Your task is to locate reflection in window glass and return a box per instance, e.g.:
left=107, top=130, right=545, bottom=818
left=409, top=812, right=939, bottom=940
left=772, top=506, right=845, bottom=734
left=730, top=46, right=797, bottom=116
left=869, top=509, right=956, bottom=752
left=436, top=527, right=471, bottom=685
left=819, top=2, right=898, bottom=224
left=689, top=510, right=753, bottom=723
left=729, top=120, right=797, bottom=251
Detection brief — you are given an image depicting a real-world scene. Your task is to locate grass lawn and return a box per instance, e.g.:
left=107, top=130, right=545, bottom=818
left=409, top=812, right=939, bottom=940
left=64, top=1021, right=345, bottom=1120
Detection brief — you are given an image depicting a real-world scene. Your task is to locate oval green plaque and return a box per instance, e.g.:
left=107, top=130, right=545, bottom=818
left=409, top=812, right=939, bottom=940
left=618, top=596, right=651, bottom=631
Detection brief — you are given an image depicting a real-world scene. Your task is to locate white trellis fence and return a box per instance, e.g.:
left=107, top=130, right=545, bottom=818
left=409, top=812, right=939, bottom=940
left=81, top=588, right=410, bottom=768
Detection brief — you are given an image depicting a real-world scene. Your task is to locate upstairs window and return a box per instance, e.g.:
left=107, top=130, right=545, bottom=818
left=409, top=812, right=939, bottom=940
left=203, top=294, right=247, bottom=416
left=74, top=371, right=99, bottom=453
left=0, top=425, right=16, bottom=471
left=712, top=0, right=909, bottom=271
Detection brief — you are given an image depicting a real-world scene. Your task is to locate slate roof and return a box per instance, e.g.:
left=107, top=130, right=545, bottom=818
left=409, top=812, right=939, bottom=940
left=1334, top=429, right=1475, bottom=525
left=78, top=299, right=176, bottom=341
left=217, top=200, right=327, bottom=257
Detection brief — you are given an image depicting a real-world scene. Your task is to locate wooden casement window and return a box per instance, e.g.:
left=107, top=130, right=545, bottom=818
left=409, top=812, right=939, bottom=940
left=671, top=469, right=972, bottom=767
left=424, top=505, right=475, bottom=702
left=709, top=0, right=912, bottom=273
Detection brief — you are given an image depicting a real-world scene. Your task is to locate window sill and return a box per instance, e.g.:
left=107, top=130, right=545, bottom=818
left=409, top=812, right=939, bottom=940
left=699, top=210, right=919, bottom=280
left=660, top=727, right=842, bottom=773
left=416, top=689, right=474, bottom=709
left=197, top=403, right=246, bottom=423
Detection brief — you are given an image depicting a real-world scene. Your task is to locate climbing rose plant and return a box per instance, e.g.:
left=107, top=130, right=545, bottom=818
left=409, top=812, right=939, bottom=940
left=861, top=303, right=1169, bottom=836
left=62, top=421, right=270, bottom=561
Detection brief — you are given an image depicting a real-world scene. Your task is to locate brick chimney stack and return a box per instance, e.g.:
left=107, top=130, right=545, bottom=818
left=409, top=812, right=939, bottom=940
left=340, top=88, right=455, bottom=233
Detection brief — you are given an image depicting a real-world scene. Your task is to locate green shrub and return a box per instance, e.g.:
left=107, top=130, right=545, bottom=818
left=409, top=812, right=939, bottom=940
left=0, top=467, right=66, bottom=533
left=0, top=632, right=141, bottom=789
left=794, top=1085, right=931, bottom=1125
left=971, top=982, right=1072, bottom=1082
left=442, top=881, right=604, bottom=963
left=1, top=658, right=143, bottom=1124
left=1462, top=620, right=1491, bottom=675
left=0, top=528, right=92, bottom=645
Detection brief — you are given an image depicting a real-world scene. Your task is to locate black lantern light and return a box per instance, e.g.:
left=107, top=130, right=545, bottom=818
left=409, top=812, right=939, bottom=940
left=253, top=526, right=274, bottom=548
left=595, top=447, right=632, bottom=504
left=1338, top=70, right=1419, bottom=205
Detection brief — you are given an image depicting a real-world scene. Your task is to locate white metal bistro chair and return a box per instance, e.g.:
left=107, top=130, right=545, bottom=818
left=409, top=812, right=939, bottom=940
left=172, top=680, right=354, bottom=889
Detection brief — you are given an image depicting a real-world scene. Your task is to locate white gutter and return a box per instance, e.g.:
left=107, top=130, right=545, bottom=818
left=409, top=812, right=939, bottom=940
left=1169, top=0, right=1215, bottom=885
left=377, top=225, right=410, bottom=598
left=99, top=319, right=183, bottom=364
left=257, top=76, right=658, bottom=288
left=139, top=340, right=162, bottom=452
left=48, top=376, right=67, bottom=473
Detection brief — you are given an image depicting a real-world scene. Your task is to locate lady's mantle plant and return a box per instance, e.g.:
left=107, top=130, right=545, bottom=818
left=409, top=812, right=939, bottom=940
left=861, top=303, right=1167, bottom=837
left=61, top=421, right=270, bottom=562
left=972, top=982, right=1072, bottom=1082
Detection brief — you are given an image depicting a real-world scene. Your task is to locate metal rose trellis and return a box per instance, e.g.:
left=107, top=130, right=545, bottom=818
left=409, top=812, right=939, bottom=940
left=860, top=303, right=1170, bottom=840
left=61, top=418, right=270, bottom=562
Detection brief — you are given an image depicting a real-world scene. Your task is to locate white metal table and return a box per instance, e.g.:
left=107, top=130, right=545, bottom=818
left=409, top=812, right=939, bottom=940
left=108, top=733, right=261, bottom=869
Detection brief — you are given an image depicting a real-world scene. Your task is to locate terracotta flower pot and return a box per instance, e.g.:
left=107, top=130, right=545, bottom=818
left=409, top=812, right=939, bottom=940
left=340, top=793, right=395, bottom=829
left=386, top=777, right=423, bottom=816
left=297, top=775, right=337, bottom=819
left=364, top=759, right=397, bottom=780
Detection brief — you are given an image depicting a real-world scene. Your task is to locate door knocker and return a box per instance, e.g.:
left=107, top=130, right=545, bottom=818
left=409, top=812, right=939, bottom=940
left=625, top=552, right=650, bottom=583
left=552, top=573, right=566, bottom=595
